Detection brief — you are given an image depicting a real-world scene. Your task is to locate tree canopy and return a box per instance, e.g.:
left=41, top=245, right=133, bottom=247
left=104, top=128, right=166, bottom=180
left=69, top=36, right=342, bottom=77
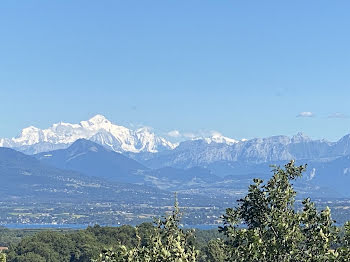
left=219, top=160, right=340, bottom=262
left=98, top=195, right=199, bottom=262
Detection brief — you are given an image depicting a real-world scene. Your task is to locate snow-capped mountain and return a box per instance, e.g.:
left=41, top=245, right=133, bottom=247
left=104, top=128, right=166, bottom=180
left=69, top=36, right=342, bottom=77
left=204, top=133, right=239, bottom=145
left=0, top=115, right=176, bottom=154
left=3, top=115, right=350, bottom=173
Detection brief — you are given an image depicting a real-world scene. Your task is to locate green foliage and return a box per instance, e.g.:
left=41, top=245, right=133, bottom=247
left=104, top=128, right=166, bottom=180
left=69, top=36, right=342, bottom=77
left=9, top=231, right=73, bottom=261
left=190, top=229, right=224, bottom=262
left=0, top=253, right=6, bottom=262
left=205, top=239, right=227, bottom=262
left=337, top=221, right=350, bottom=260
left=98, top=195, right=199, bottom=262
left=13, top=252, right=45, bottom=262
left=0, top=227, right=40, bottom=247
left=86, top=224, right=139, bottom=249
left=219, top=160, right=339, bottom=262
left=6, top=225, right=157, bottom=262
left=298, top=198, right=339, bottom=261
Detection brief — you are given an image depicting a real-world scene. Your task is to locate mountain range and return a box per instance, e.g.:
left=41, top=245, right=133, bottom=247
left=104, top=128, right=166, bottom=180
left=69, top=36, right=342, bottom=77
left=31, top=139, right=344, bottom=198
left=35, top=139, right=223, bottom=192
left=0, top=145, right=225, bottom=211
left=0, top=115, right=175, bottom=154
left=0, top=146, right=167, bottom=204
left=2, top=115, right=350, bottom=167
left=35, top=139, right=146, bottom=183
left=2, top=115, right=350, bottom=198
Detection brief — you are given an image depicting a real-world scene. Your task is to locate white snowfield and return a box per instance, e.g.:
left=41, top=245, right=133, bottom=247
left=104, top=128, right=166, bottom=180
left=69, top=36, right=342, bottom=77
left=0, top=115, right=176, bottom=154
left=204, top=133, right=238, bottom=145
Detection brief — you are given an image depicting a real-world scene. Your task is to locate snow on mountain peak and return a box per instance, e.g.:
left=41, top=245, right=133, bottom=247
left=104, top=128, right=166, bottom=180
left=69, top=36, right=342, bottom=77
left=204, top=133, right=238, bottom=145
left=88, top=114, right=109, bottom=124
left=14, top=126, right=42, bottom=145
left=80, top=114, right=111, bottom=128
left=1, top=115, right=176, bottom=154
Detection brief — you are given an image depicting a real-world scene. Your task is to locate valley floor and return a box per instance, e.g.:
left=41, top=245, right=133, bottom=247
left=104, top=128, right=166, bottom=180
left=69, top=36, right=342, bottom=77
left=2, top=198, right=350, bottom=226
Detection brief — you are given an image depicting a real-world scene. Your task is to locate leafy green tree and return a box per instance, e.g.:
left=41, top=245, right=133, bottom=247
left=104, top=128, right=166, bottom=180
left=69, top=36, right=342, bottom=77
left=10, top=231, right=73, bottom=261
left=219, top=160, right=339, bottom=262
left=87, top=224, right=139, bottom=249
left=337, top=221, right=350, bottom=260
left=298, top=198, right=339, bottom=261
left=98, top=195, right=199, bottom=262
left=205, top=239, right=227, bottom=262
left=68, top=230, right=100, bottom=262
left=6, top=230, right=103, bottom=262
left=14, top=252, right=45, bottom=262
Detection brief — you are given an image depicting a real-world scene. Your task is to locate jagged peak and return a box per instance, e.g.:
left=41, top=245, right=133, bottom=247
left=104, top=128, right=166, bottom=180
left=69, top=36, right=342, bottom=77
left=87, top=114, right=110, bottom=124
left=1, top=115, right=176, bottom=154
left=16, top=126, right=41, bottom=138
left=136, top=126, right=153, bottom=133
left=22, top=126, right=40, bottom=132
left=291, top=132, right=311, bottom=143
left=338, top=134, right=350, bottom=142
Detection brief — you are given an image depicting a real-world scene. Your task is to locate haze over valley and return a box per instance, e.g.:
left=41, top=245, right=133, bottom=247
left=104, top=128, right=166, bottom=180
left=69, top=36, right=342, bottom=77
left=1, top=115, right=350, bottom=226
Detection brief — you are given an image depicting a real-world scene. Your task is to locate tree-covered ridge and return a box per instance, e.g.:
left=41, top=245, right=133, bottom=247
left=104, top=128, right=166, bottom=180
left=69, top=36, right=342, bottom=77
left=4, top=161, right=350, bottom=261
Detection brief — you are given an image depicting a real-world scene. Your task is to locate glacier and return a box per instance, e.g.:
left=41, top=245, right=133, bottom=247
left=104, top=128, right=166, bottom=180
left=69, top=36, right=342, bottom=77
left=0, top=115, right=176, bottom=154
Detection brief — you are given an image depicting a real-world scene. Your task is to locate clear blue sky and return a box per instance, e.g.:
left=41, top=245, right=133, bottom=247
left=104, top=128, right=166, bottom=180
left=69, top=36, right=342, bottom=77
left=1, top=1, right=350, bottom=141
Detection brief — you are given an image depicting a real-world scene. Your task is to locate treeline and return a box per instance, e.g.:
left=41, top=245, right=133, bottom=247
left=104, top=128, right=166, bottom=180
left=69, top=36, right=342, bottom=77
left=2, top=223, right=219, bottom=261
left=3, top=161, right=350, bottom=261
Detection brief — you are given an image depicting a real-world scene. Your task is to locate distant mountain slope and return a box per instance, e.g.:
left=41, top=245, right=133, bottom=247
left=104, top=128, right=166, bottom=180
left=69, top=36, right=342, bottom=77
left=140, top=133, right=350, bottom=169
left=142, top=166, right=222, bottom=191
left=1, top=142, right=345, bottom=201
left=306, top=155, right=350, bottom=196
left=0, top=115, right=175, bottom=154
left=34, top=140, right=226, bottom=189
left=0, top=147, right=171, bottom=204
left=183, top=159, right=346, bottom=198
left=0, top=147, right=83, bottom=200
left=0, top=147, right=235, bottom=210
left=35, top=139, right=147, bottom=183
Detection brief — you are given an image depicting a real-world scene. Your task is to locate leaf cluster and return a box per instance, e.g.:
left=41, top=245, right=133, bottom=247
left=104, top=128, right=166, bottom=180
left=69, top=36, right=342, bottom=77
left=98, top=196, right=199, bottom=262
left=219, top=160, right=343, bottom=262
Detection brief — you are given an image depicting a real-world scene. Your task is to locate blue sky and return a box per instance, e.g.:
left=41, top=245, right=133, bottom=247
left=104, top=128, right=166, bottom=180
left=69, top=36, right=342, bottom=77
left=1, top=1, right=350, bottom=141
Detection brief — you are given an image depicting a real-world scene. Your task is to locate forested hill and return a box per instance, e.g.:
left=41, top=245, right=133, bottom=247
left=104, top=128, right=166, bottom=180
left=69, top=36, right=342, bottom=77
left=1, top=224, right=221, bottom=262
